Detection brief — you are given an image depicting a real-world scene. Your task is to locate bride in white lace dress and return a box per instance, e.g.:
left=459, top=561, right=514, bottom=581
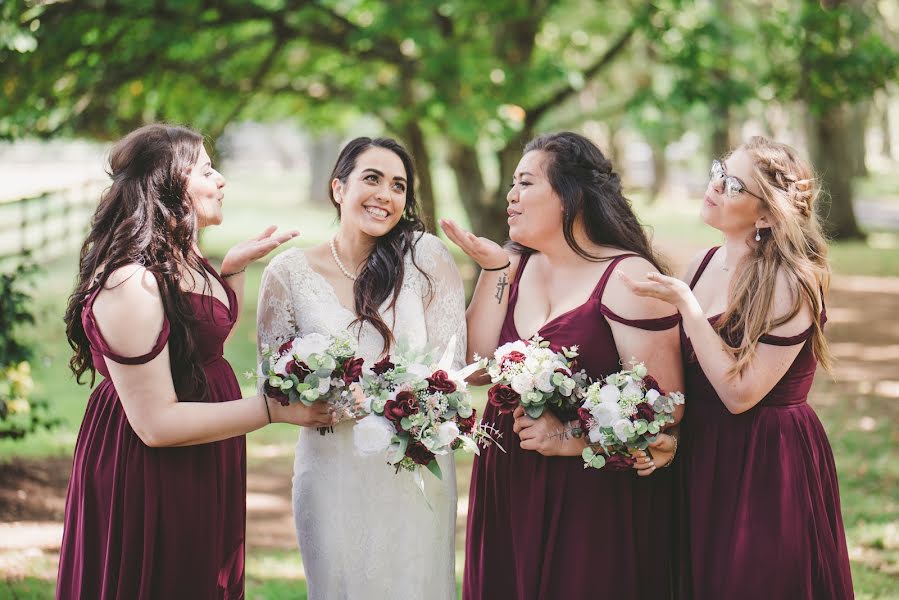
left=256, top=137, right=466, bottom=599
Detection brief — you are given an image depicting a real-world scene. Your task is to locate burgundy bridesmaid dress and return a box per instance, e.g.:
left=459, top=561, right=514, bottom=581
left=677, top=247, right=853, bottom=599
left=464, top=253, right=681, bottom=600
left=56, top=259, right=247, bottom=600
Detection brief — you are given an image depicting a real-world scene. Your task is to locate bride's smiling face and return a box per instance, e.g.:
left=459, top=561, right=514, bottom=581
left=332, top=147, right=408, bottom=239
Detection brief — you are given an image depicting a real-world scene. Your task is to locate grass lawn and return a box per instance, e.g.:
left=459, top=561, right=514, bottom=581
left=2, top=170, right=898, bottom=598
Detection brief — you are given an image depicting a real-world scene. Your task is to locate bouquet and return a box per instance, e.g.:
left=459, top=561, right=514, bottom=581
left=251, top=332, right=364, bottom=432
left=483, top=336, right=588, bottom=419
left=577, top=362, right=684, bottom=470
left=353, top=337, right=498, bottom=482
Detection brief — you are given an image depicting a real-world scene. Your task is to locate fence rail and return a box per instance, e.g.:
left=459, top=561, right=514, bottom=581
left=0, top=180, right=104, bottom=270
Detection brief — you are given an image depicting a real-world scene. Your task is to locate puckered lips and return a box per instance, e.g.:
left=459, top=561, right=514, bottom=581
left=703, top=193, right=718, bottom=208
left=507, top=207, right=521, bottom=222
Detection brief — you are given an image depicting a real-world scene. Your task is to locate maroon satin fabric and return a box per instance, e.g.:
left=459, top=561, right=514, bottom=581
left=676, top=247, right=853, bottom=599
left=57, top=260, right=246, bottom=600
left=464, top=253, right=680, bottom=599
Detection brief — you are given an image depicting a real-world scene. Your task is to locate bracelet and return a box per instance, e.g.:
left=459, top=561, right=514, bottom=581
left=657, top=435, right=678, bottom=468
left=221, top=266, right=247, bottom=279
left=262, top=394, right=273, bottom=424
left=482, top=261, right=511, bottom=272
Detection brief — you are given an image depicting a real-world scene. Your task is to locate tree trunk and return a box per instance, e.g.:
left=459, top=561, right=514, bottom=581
left=447, top=140, right=512, bottom=244
left=648, top=140, right=667, bottom=205
left=878, top=91, right=893, bottom=160
left=710, top=105, right=732, bottom=160
left=307, top=132, right=342, bottom=206
left=850, top=101, right=869, bottom=177
left=805, top=104, right=865, bottom=240
left=402, top=122, right=436, bottom=231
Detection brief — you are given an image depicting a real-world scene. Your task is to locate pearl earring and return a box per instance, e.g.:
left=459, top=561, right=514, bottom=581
left=755, top=228, right=761, bottom=242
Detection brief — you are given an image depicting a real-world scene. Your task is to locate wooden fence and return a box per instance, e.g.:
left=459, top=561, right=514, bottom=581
left=0, top=180, right=104, bottom=270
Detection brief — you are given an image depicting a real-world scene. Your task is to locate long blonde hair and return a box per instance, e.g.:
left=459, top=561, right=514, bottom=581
left=718, top=136, right=832, bottom=377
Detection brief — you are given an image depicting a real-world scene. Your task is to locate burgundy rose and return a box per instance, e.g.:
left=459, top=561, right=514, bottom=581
left=264, top=382, right=290, bottom=407
left=605, top=453, right=636, bottom=471
left=487, top=384, right=520, bottom=414
left=341, top=356, right=364, bottom=385
left=426, top=370, right=457, bottom=394
left=577, top=407, right=594, bottom=431
left=636, top=402, right=656, bottom=423
left=372, top=356, right=395, bottom=375
left=285, top=359, right=311, bottom=379
left=383, top=390, right=419, bottom=431
left=278, top=341, right=293, bottom=355
left=406, top=440, right=436, bottom=466
left=500, top=351, right=526, bottom=368
left=642, top=374, right=664, bottom=395
left=457, top=408, right=478, bottom=434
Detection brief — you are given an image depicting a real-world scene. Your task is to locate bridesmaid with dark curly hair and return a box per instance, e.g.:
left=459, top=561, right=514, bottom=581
left=58, top=123, right=327, bottom=599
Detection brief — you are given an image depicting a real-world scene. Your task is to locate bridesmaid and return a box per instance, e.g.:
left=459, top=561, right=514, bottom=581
left=442, top=131, right=683, bottom=599
left=622, top=136, right=854, bottom=598
left=58, top=124, right=330, bottom=599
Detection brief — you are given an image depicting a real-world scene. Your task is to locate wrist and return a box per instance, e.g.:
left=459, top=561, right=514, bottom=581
left=221, top=255, right=248, bottom=277
left=481, top=259, right=511, bottom=272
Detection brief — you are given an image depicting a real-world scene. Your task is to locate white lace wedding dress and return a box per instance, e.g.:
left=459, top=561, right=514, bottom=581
left=256, top=232, right=467, bottom=600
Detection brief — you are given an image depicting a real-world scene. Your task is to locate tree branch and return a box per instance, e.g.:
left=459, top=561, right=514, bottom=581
left=524, top=0, right=655, bottom=130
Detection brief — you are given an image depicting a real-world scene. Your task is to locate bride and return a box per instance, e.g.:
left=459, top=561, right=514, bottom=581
left=256, top=137, right=466, bottom=599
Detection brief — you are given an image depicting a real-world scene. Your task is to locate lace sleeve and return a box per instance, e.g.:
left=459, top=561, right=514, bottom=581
left=415, top=234, right=468, bottom=370
left=256, top=255, right=298, bottom=362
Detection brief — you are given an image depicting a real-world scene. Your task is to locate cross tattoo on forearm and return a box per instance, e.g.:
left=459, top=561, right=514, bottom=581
left=494, top=272, right=508, bottom=304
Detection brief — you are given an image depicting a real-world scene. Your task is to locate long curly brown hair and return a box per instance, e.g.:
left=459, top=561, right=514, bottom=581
left=64, top=123, right=214, bottom=398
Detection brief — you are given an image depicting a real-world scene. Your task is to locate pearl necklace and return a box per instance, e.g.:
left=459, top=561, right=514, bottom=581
left=329, top=237, right=357, bottom=281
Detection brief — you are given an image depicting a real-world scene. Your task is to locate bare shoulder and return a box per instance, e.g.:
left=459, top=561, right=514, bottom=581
left=603, top=255, right=678, bottom=319
left=682, top=247, right=716, bottom=284
left=766, top=268, right=814, bottom=337
left=91, top=265, right=166, bottom=356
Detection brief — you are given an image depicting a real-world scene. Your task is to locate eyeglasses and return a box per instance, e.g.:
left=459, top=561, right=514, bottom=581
left=710, top=160, right=765, bottom=201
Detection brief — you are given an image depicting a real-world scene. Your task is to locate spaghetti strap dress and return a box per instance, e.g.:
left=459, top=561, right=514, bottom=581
left=56, top=259, right=247, bottom=600
left=676, top=247, right=853, bottom=599
left=464, top=253, right=681, bottom=600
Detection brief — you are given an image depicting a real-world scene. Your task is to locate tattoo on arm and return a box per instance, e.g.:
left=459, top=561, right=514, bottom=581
left=494, top=272, right=509, bottom=304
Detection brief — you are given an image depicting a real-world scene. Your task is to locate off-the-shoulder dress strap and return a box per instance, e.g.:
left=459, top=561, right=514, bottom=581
left=598, top=254, right=681, bottom=331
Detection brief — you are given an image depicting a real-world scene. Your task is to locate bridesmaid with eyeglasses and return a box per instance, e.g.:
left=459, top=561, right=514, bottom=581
left=622, top=136, right=854, bottom=599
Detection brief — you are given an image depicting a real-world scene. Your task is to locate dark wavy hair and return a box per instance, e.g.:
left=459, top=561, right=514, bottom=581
left=329, top=137, right=429, bottom=353
left=64, top=123, right=214, bottom=399
left=513, top=131, right=667, bottom=273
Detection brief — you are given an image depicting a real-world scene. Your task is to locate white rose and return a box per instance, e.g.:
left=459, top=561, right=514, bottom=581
left=511, top=372, right=535, bottom=395
left=645, top=389, right=660, bottom=404
left=621, top=380, right=643, bottom=399
left=293, top=333, right=331, bottom=361
left=353, top=415, right=395, bottom=455
left=612, top=419, right=636, bottom=443
left=433, top=421, right=460, bottom=450
left=588, top=427, right=603, bottom=443
left=591, top=402, right=620, bottom=427
left=534, top=369, right=555, bottom=393
left=598, top=384, right=621, bottom=404
left=494, top=340, right=528, bottom=362
left=273, top=352, right=294, bottom=376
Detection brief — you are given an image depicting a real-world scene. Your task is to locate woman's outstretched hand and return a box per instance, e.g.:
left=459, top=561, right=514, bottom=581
left=439, top=218, right=508, bottom=271
left=222, top=226, right=300, bottom=274
left=617, top=270, right=698, bottom=314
